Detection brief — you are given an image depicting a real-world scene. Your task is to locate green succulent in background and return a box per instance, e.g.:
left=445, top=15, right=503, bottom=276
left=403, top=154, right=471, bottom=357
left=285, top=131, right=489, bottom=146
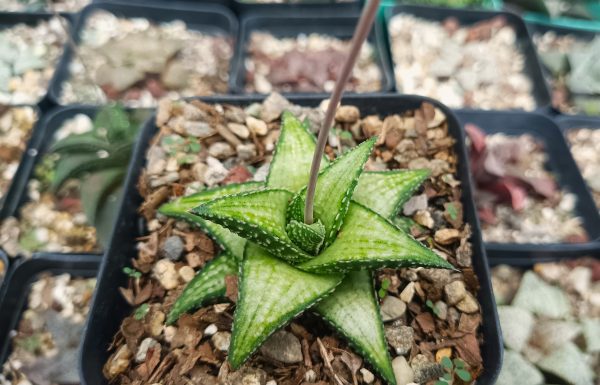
left=159, top=111, right=455, bottom=385
left=48, top=104, right=145, bottom=247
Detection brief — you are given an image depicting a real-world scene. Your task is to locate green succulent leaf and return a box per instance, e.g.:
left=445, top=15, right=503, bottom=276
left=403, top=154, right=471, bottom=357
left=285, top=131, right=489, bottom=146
left=80, top=168, right=125, bottom=225
left=50, top=132, right=112, bottom=154
left=267, top=111, right=329, bottom=193
left=315, top=271, right=396, bottom=385
left=158, top=182, right=262, bottom=260
left=288, top=138, right=376, bottom=247
left=94, top=104, right=133, bottom=142
left=298, top=202, right=455, bottom=273
left=166, top=252, right=238, bottom=325
left=229, top=242, right=342, bottom=369
left=51, top=142, right=132, bottom=192
left=192, top=189, right=311, bottom=264
left=94, top=187, right=122, bottom=248
left=286, top=219, right=325, bottom=255
left=353, top=169, right=430, bottom=219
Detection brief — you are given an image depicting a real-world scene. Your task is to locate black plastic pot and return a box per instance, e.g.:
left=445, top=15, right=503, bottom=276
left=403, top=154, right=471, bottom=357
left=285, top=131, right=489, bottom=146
left=0, top=105, right=147, bottom=260
left=455, top=110, right=600, bottom=260
left=0, top=13, right=70, bottom=109
left=233, top=0, right=361, bottom=16
left=230, top=11, right=394, bottom=94
left=381, top=5, right=552, bottom=110
left=526, top=21, right=600, bottom=116
left=47, top=2, right=238, bottom=106
left=0, top=253, right=101, bottom=365
left=0, top=105, right=41, bottom=219
left=81, top=94, right=502, bottom=385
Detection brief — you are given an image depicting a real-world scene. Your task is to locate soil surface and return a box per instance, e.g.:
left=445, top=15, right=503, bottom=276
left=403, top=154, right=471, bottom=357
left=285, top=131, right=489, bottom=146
left=102, top=94, right=484, bottom=385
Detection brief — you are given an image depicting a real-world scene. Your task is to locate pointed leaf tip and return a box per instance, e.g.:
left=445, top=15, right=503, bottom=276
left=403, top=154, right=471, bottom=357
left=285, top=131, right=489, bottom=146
left=315, top=271, right=396, bottom=385
left=298, top=202, right=454, bottom=273
left=267, top=111, right=328, bottom=193
left=353, top=169, right=430, bottom=220
left=229, top=243, right=342, bottom=368
left=191, top=189, right=310, bottom=264
left=166, top=252, right=238, bottom=324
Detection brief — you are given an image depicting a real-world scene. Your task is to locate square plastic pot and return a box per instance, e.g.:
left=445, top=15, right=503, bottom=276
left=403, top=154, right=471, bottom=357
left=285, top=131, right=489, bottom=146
left=47, top=2, right=238, bottom=106
left=229, top=11, right=394, bottom=94
left=80, top=94, right=502, bottom=385
left=0, top=254, right=101, bottom=365
left=381, top=4, right=552, bottom=110
left=456, top=109, right=600, bottom=259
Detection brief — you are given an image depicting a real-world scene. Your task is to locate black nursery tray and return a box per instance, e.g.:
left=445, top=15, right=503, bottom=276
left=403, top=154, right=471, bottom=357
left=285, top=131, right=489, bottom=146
left=0, top=254, right=101, bottom=366
left=80, top=94, right=502, bottom=385
left=381, top=4, right=552, bottom=110
left=455, top=110, right=600, bottom=260
left=0, top=105, right=41, bottom=219
left=230, top=11, right=394, bottom=94
left=0, top=105, right=122, bottom=260
left=47, top=2, right=238, bottom=106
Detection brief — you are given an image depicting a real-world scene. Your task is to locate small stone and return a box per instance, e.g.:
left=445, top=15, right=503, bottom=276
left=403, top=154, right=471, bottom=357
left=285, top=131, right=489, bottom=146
left=380, top=296, right=407, bottom=321
left=266, top=381, right=276, bottom=385
left=104, top=345, right=132, bottom=379
left=399, top=282, right=415, bottom=303
left=444, top=280, right=467, bottom=305
left=496, top=350, right=543, bottom=385
left=360, top=368, right=375, bottom=383
left=183, top=121, right=214, bottom=138
left=335, top=105, right=360, bottom=123
left=512, top=271, right=571, bottom=318
left=204, top=156, right=229, bottom=187
left=211, top=331, right=231, bottom=352
left=261, top=92, right=291, bottom=122
left=435, top=348, right=452, bottom=363
left=226, top=368, right=267, bottom=385
left=419, top=269, right=451, bottom=286
left=434, top=228, right=461, bottom=245
left=246, top=116, right=268, bottom=136
left=456, top=292, right=479, bottom=314
left=164, top=326, right=177, bottom=343
left=531, top=319, right=582, bottom=352
left=153, top=259, right=179, bottom=290
left=227, top=123, right=250, bottom=139
left=413, top=210, right=434, bottom=229
left=178, top=266, right=195, bottom=282
left=236, top=143, right=257, bottom=161
left=362, top=115, right=382, bottom=137
left=410, top=354, right=444, bottom=384
left=304, top=369, right=317, bottom=382
left=259, top=330, right=303, bottom=364
left=161, top=236, right=184, bottom=261
left=434, top=300, right=447, bottom=320
left=204, top=324, right=218, bottom=336
left=385, top=325, right=414, bottom=355
left=564, top=266, right=592, bottom=296
left=135, top=337, right=160, bottom=363
left=537, top=342, right=594, bottom=385
left=402, top=194, right=428, bottom=216
left=209, top=142, right=235, bottom=159
left=392, top=356, right=414, bottom=385
left=497, top=306, right=534, bottom=352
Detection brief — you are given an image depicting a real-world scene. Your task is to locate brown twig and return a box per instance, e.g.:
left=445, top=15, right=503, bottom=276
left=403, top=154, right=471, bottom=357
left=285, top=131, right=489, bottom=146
left=303, top=0, right=381, bottom=224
